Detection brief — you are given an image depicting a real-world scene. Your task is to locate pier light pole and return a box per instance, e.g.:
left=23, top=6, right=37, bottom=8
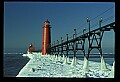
left=73, top=34, right=75, bottom=39
left=57, top=40, right=59, bottom=44
left=66, top=34, right=69, bottom=58
left=57, top=40, right=59, bottom=55
left=74, top=28, right=77, bottom=38
left=87, top=17, right=90, bottom=59
left=99, top=17, right=103, bottom=57
left=54, top=41, right=56, bottom=55
left=73, top=33, right=75, bottom=53
left=74, top=28, right=77, bottom=58
left=61, top=37, right=63, bottom=56
left=83, top=27, right=86, bottom=35
left=99, top=17, right=102, bottom=28
left=87, top=17, right=90, bottom=33
left=82, top=28, right=86, bottom=57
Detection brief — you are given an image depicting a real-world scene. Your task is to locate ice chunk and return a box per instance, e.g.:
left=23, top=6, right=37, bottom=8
left=100, top=56, right=108, bottom=71
left=63, top=56, right=68, bottom=64
left=71, top=57, right=76, bottom=66
left=82, top=56, right=89, bottom=71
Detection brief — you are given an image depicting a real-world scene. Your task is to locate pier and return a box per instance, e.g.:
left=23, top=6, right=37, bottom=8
left=47, top=19, right=115, bottom=60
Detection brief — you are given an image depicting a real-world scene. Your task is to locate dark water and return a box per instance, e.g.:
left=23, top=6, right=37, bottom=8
left=3, top=52, right=114, bottom=77
left=3, top=53, right=29, bottom=77
left=59, top=53, right=114, bottom=66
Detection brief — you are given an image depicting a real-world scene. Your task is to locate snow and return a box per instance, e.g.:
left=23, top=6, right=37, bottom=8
left=16, top=52, right=114, bottom=78
left=108, top=61, right=115, bottom=78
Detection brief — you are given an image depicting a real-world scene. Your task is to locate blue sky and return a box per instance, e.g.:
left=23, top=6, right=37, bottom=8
left=4, top=2, right=115, bottom=53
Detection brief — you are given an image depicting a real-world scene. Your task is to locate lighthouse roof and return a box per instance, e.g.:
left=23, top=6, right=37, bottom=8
left=45, top=19, right=50, bottom=23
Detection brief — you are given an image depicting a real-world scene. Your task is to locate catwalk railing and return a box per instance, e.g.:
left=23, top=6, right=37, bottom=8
left=47, top=19, right=115, bottom=60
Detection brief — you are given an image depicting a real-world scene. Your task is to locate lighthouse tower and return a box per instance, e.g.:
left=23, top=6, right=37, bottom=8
left=42, top=19, right=51, bottom=55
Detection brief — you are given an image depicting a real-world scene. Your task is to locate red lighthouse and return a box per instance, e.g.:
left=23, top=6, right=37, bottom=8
left=42, top=19, right=51, bottom=55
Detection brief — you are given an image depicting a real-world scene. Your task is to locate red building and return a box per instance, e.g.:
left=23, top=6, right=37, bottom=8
left=42, top=19, right=51, bottom=55
left=28, top=43, right=35, bottom=52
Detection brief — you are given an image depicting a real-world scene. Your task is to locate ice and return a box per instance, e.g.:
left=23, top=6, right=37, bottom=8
left=100, top=56, right=109, bottom=71
left=63, top=56, right=68, bottom=64
left=108, top=61, right=115, bottom=78
left=16, top=52, right=114, bottom=78
left=71, top=57, right=77, bottom=66
left=82, top=56, right=89, bottom=71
